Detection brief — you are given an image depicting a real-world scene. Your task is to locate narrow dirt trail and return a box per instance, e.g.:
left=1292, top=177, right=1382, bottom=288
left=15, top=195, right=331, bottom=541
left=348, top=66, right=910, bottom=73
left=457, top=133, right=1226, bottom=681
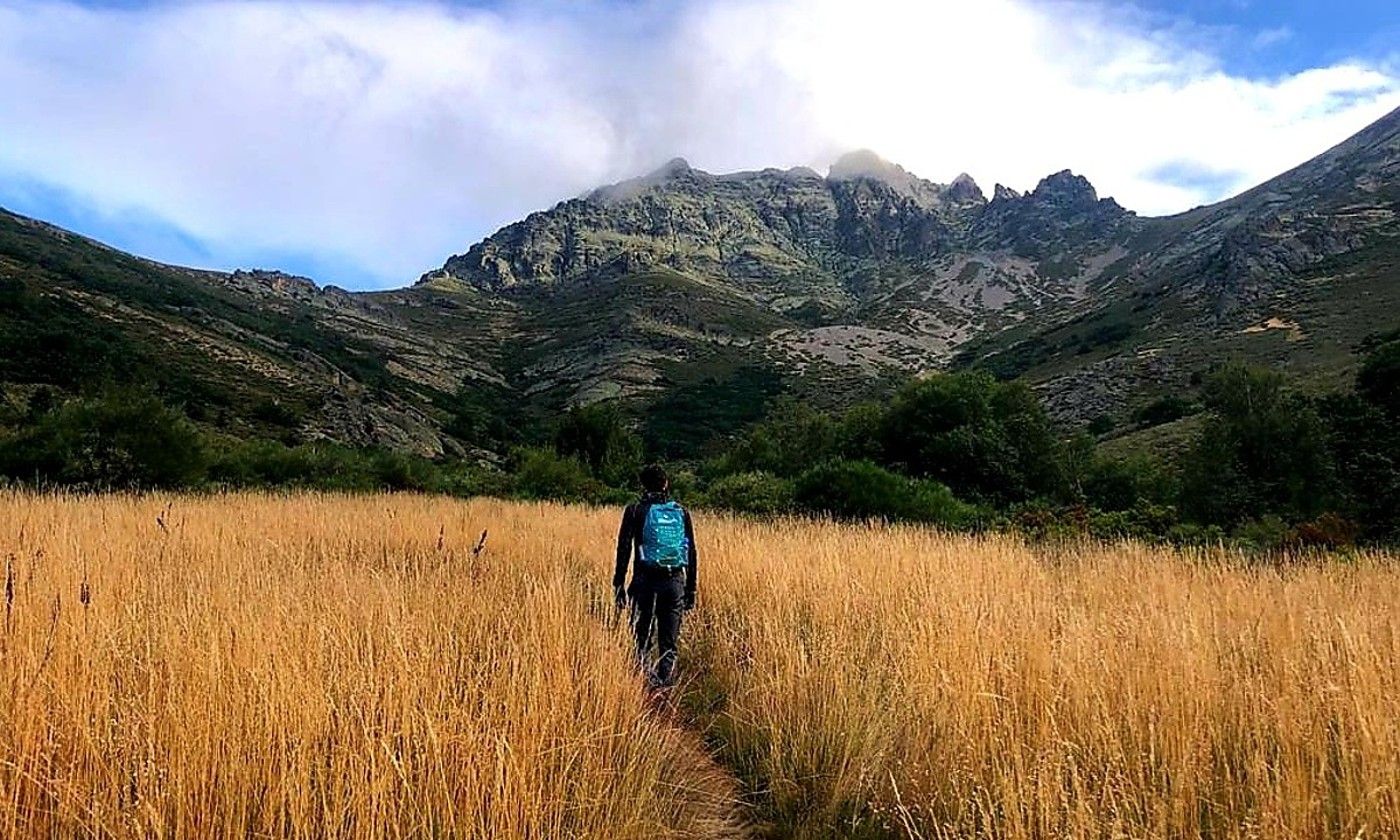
left=639, top=686, right=757, bottom=839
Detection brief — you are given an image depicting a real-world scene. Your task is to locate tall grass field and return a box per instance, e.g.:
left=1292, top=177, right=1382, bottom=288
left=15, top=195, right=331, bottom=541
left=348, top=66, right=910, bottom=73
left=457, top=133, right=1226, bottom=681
left=1, top=492, right=1395, bottom=838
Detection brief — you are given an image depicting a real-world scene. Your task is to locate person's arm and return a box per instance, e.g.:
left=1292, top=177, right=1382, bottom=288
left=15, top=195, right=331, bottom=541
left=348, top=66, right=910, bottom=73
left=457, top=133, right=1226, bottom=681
left=683, top=509, right=698, bottom=608
left=614, top=504, right=635, bottom=594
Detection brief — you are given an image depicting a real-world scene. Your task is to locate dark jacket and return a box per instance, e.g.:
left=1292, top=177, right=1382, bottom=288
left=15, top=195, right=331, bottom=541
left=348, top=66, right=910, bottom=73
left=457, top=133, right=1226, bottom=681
left=614, top=493, right=698, bottom=600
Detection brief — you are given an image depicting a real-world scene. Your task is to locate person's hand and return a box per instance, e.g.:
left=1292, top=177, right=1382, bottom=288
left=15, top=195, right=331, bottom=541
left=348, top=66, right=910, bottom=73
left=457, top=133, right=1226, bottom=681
left=613, top=585, right=627, bottom=610
left=683, top=593, right=696, bottom=611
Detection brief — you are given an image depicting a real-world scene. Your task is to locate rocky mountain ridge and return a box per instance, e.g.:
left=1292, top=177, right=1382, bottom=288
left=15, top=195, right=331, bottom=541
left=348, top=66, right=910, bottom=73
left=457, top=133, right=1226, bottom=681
left=2, top=106, right=1397, bottom=455
left=425, top=151, right=1136, bottom=300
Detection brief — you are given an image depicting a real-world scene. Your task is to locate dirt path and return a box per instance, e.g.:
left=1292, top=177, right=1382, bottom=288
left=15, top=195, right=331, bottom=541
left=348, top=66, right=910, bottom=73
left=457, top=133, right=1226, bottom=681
left=641, top=686, right=756, bottom=838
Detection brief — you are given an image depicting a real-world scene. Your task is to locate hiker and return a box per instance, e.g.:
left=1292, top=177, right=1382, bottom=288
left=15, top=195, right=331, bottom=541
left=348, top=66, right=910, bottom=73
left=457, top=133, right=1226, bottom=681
left=614, top=463, right=697, bottom=687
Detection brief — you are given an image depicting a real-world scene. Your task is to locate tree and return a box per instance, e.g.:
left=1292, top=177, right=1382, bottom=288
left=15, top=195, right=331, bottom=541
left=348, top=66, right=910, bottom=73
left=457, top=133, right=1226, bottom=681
left=837, top=402, right=885, bottom=461
left=0, top=390, right=207, bottom=489
left=1320, top=340, right=1400, bottom=540
left=1357, top=339, right=1400, bottom=418
left=874, top=371, right=1063, bottom=503
left=719, top=398, right=838, bottom=477
left=552, top=402, right=643, bottom=487
left=1180, top=365, right=1335, bottom=525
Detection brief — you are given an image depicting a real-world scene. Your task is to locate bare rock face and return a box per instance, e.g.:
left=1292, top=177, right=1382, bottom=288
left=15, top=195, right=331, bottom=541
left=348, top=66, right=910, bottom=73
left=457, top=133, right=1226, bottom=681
left=971, top=170, right=1136, bottom=257
left=430, top=152, right=1133, bottom=302
left=947, top=173, right=986, bottom=205
left=992, top=184, right=1022, bottom=202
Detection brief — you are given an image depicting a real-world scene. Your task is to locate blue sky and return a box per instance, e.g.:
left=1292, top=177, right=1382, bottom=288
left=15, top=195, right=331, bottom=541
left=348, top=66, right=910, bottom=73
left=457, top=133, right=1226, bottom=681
left=1, top=0, right=1397, bottom=290
left=1114, top=0, right=1400, bottom=75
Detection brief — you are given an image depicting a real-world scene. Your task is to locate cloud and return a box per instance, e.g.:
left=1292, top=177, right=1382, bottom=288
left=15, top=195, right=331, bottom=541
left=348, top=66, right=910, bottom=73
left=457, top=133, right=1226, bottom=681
left=0, top=0, right=1397, bottom=288
left=1252, top=26, right=1292, bottom=50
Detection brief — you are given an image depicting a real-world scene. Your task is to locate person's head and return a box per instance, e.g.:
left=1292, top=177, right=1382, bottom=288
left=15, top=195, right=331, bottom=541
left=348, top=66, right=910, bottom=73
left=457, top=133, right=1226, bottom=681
left=639, top=463, right=669, bottom=494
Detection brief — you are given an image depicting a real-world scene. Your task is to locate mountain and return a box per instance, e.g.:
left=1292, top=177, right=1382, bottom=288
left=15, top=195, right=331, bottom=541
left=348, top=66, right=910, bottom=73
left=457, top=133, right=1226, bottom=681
left=2, top=107, right=1397, bottom=455
left=959, top=105, right=1400, bottom=421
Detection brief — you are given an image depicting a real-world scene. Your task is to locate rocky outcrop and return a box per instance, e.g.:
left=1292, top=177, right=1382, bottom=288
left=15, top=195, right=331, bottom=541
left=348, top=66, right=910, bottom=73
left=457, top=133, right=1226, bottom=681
left=971, top=170, right=1137, bottom=257
left=427, top=154, right=1136, bottom=303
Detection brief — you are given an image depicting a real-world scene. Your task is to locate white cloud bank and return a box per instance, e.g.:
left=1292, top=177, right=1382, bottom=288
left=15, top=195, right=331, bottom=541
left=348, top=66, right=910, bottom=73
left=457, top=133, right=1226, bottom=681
left=1, top=0, right=1397, bottom=287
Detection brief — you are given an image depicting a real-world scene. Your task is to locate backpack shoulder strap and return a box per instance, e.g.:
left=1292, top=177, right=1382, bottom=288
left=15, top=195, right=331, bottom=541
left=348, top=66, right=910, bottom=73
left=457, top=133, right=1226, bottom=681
left=632, top=498, right=653, bottom=543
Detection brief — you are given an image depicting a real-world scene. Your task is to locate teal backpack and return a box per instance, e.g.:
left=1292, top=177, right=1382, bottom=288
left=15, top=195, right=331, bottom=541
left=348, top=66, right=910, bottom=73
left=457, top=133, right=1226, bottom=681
left=639, top=501, right=689, bottom=568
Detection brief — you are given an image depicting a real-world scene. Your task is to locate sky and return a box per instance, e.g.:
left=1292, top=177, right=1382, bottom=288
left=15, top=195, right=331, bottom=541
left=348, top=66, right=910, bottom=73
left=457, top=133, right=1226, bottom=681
left=1, top=1, right=1398, bottom=290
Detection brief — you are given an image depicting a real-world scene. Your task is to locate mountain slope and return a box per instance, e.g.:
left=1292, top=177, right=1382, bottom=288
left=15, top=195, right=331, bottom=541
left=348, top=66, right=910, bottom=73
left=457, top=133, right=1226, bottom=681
left=958, top=105, right=1400, bottom=422
left=2, top=106, right=1396, bottom=453
left=422, top=150, right=1147, bottom=407
left=0, top=210, right=506, bottom=454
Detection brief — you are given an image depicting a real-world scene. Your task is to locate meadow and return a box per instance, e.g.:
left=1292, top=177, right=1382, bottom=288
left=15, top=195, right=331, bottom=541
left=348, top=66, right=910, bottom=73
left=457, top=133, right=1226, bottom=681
left=1, top=492, right=1396, bottom=838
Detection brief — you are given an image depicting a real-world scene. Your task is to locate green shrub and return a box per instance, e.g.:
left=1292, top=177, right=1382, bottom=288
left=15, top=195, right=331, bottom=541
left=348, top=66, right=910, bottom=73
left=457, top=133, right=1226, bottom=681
left=369, top=450, right=443, bottom=492
left=1075, top=320, right=1134, bottom=353
left=665, top=468, right=701, bottom=505
left=0, top=390, right=207, bottom=489
left=209, top=439, right=446, bottom=492
left=702, top=471, right=795, bottom=515
left=1007, top=501, right=1089, bottom=541
left=1088, top=501, right=1180, bottom=541
left=1083, top=453, right=1173, bottom=512
left=510, top=446, right=601, bottom=502
left=1165, top=522, right=1226, bottom=546
left=1134, top=395, right=1195, bottom=428
left=436, top=464, right=515, bottom=499
left=1232, top=515, right=1291, bottom=552
left=794, top=460, right=973, bottom=527
left=1087, top=414, right=1115, bottom=436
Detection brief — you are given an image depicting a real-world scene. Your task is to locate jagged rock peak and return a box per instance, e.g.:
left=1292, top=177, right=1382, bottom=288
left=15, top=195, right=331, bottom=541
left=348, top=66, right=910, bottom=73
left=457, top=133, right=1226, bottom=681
left=827, top=149, right=948, bottom=207
left=652, top=157, right=693, bottom=178
left=586, top=157, right=701, bottom=205
left=992, top=184, right=1022, bottom=202
left=1030, top=170, right=1099, bottom=207
left=947, top=172, right=985, bottom=203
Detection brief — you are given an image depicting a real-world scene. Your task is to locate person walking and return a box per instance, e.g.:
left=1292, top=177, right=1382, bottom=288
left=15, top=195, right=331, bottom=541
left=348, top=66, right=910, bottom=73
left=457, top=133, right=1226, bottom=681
left=614, top=464, right=697, bottom=688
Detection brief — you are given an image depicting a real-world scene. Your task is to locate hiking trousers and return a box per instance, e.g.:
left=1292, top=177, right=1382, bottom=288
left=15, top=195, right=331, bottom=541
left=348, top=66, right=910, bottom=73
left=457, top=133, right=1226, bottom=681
left=628, top=567, right=686, bottom=685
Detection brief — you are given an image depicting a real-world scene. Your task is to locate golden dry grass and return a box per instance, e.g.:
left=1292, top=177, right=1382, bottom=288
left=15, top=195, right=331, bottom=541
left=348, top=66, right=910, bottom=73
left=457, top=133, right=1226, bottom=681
left=687, top=521, right=1400, bottom=838
left=0, top=492, right=741, bottom=838
left=1, top=491, right=1397, bottom=839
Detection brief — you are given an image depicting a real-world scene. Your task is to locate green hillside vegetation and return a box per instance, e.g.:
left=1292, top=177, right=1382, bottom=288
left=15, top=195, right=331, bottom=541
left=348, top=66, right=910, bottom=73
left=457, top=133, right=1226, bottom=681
left=0, top=213, right=446, bottom=444
left=5, top=335, right=1396, bottom=548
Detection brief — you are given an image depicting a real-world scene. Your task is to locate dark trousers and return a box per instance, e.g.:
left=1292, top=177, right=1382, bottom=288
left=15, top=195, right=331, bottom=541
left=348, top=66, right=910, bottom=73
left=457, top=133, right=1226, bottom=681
left=629, top=568, right=686, bottom=685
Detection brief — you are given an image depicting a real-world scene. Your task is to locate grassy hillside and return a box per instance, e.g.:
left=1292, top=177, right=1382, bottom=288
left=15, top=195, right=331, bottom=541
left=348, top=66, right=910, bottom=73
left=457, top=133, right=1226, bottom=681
left=0, top=213, right=327, bottom=434
left=0, top=209, right=502, bottom=455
